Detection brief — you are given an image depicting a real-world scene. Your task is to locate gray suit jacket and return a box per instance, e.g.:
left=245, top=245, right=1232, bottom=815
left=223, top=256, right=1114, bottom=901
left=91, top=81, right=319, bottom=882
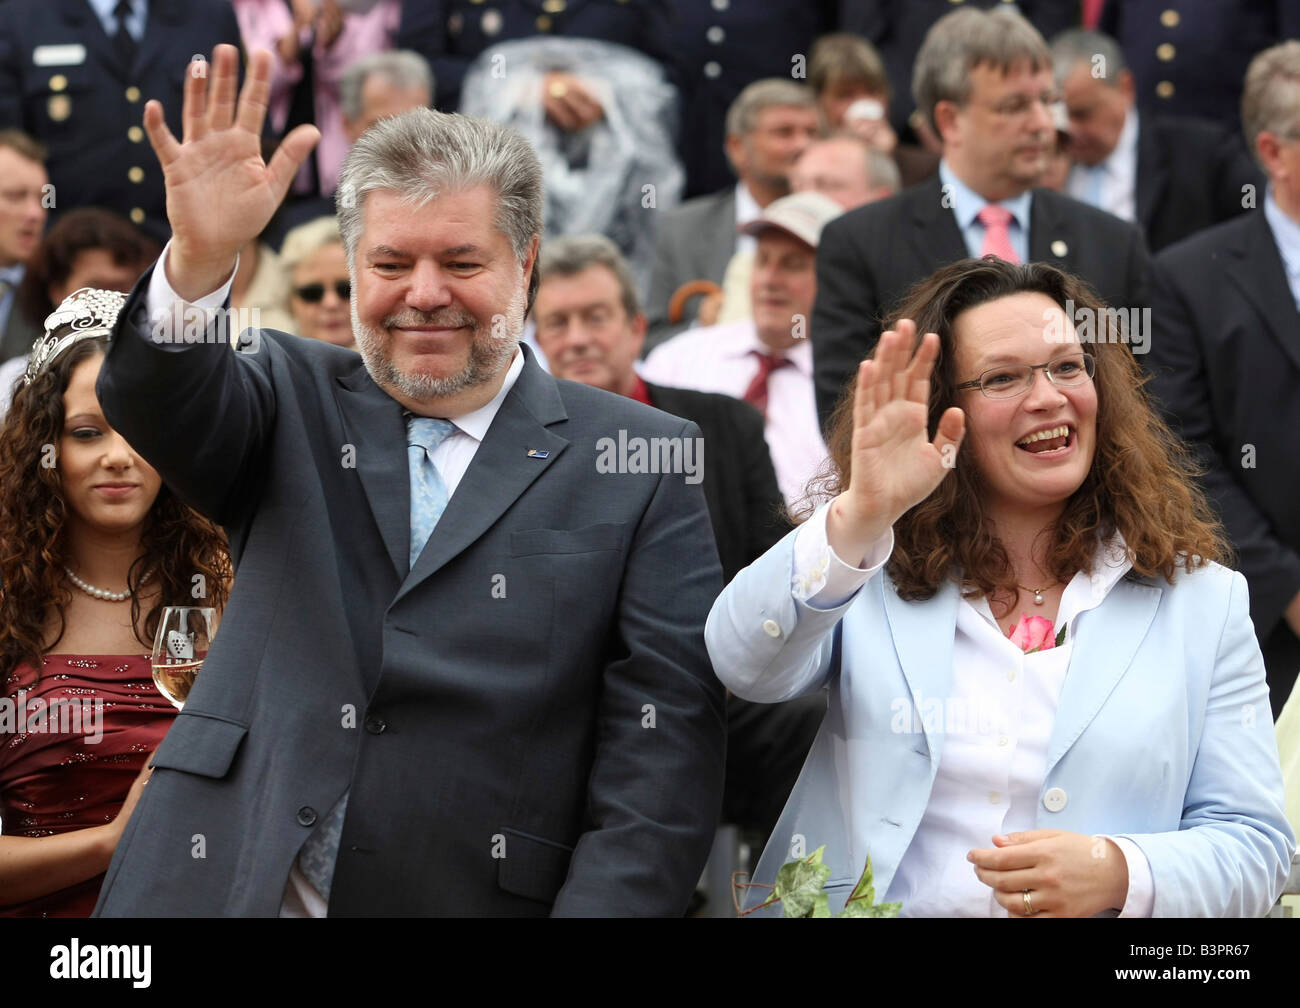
left=92, top=269, right=727, bottom=916
left=644, top=187, right=737, bottom=353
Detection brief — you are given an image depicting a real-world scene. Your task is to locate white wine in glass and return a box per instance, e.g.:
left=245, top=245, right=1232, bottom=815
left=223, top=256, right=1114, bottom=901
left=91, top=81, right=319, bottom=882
left=151, top=607, right=216, bottom=710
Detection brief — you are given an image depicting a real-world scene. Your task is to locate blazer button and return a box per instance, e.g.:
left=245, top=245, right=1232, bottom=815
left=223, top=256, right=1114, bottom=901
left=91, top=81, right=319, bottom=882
left=761, top=619, right=782, bottom=638
left=296, top=806, right=317, bottom=826
left=1042, top=787, right=1068, bottom=812
left=365, top=714, right=387, bottom=735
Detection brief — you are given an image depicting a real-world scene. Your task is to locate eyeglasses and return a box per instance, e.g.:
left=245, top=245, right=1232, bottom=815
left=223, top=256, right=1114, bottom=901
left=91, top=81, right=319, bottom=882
left=293, top=280, right=350, bottom=303
left=981, top=91, right=1062, bottom=119
left=955, top=353, right=1095, bottom=399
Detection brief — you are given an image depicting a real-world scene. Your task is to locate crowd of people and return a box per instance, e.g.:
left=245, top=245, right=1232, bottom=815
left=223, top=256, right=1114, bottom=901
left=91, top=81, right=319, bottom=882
left=0, top=0, right=1298, bottom=918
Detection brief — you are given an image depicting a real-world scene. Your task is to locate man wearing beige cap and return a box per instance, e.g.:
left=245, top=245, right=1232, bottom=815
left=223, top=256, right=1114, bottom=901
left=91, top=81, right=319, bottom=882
left=641, top=190, right=841, bottom=507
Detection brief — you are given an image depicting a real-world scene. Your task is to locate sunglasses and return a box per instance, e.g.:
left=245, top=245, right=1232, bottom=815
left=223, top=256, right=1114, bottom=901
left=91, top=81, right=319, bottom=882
left=293, top=280, right=350, bottom=303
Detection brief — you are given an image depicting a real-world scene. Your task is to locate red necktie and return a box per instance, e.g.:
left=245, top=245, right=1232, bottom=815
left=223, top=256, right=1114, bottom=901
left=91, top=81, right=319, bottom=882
left=743, top=351, right=792, bottom=416
left=977, top=205, right=1020, bottom=264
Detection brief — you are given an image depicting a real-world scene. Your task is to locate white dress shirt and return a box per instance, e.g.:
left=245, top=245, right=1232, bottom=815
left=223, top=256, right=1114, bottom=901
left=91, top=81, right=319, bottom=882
left=1067, top=109, right=1139, bottom=223
left=734, top=181, right=762, bottom=256
left=146, top=244, right=524, bottom=916
left=639, top=319, right=828, bottom=506
left=791, top=501, right=1155, bottom=917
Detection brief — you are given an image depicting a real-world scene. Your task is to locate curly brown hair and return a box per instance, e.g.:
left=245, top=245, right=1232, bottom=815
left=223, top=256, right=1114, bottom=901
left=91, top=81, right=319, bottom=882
left=810, top=257, right=1230, bottom=602
left=0, top=337, right=231, bottom=684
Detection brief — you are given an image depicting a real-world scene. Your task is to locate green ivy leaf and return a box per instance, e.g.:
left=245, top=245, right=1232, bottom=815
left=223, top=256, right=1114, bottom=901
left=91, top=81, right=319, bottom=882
left=838, top=899, right=872, bottom=917
left=775, top=847, right=832, bottom=917
left=867, top=901, right=903, bottom=918
left=847, top=854, right=877, bottom=906
left=1054, top=624, right=1067, bottom=647
left=810, top=892, right=831, bottom=918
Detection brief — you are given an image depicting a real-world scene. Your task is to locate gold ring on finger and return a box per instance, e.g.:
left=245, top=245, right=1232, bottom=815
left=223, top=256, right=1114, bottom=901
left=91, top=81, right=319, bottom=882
left=1022, top=889, right=1035, bottom=915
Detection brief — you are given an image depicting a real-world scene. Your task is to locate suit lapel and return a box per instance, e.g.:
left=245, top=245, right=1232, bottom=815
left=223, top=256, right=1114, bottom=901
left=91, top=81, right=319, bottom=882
left=1221, top=211, right=1300, bottom=375
left=395, top=349, right=570, bottom=602
left=135, top=1, right=184, bottom=81
left=708, top=189, right=738, bottom=282
left=1044, top=576, right=1162, bottom=775
left=1134, top=119, right=1165, bottom=230
left=883, top=576, right=960, bottom=765
left=334, top=363, right=411, bottom=578
left=908, top=180, right=967, bottom=267
left=1027, top=190, right=1076, bottom=271
left=58, top=0, right=120, bottom=80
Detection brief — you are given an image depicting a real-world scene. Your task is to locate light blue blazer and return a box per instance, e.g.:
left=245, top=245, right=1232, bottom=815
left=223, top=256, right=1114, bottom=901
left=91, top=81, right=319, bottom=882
left=706, top=527, right=1297, bottom=917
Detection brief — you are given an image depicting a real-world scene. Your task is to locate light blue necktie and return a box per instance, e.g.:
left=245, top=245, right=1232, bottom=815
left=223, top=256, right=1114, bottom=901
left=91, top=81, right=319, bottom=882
left=295, top=415, right=457, bottom=904
left=407, top=415, right=457, bottom=568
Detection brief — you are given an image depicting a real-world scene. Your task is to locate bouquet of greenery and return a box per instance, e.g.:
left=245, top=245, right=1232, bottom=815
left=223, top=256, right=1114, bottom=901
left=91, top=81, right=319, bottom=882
left=734, top=846, right=902, bottom=918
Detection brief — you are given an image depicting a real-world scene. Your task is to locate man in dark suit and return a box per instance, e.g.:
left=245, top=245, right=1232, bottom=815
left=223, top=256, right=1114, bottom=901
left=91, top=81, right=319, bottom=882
left=0, top=0, right=242, bottom=242
left=1146, top=41, right=1300, bottom=718
left=644, top=78, right=818, bottom=353
left=812, top=6, right=1149, bottom=427
left=93, top=46, right=725, bottom=916
left=0, top=129, right=46, bottom=362
left=1050, top=28, right=1261, bottom=254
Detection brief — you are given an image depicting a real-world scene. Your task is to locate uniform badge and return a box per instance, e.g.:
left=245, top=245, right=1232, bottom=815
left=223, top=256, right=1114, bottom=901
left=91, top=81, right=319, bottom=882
left=481, top=8, right=503, bottom=36
left=48, top=94, right=71, bottom=122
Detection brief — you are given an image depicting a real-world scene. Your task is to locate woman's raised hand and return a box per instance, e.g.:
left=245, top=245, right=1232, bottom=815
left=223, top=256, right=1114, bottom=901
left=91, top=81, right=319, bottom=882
left=826, top=322, right=965, bottom=563
left=142, top=44, right=320, bottom=301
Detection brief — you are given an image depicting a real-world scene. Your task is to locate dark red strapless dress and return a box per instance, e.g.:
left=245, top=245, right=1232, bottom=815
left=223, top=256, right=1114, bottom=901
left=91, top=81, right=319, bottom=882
left=0, top=654, right=176, bottom=916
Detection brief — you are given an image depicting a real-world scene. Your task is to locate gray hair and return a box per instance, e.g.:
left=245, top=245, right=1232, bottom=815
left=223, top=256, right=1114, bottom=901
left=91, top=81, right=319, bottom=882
left=819, top=133, right=901, bottom=194
left=725, top=78, right=816, bottom=138
left=340, top=50, right=434, bottom=125
left=1049, top=28, right=1126, bottom=88
left=912, top=7, right=1052, bottom=134
left=536, top=234, right=641, bottom=321
left=336, top=108, right=544, bottom=310
left=1243, top=41, right=1300, bottom=167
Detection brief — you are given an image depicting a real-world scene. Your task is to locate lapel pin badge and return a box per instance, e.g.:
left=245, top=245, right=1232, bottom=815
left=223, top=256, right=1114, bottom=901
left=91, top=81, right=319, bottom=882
left=526, top=449, right=550, bottom=459
left=1051, top=240, right=1068, bottom=257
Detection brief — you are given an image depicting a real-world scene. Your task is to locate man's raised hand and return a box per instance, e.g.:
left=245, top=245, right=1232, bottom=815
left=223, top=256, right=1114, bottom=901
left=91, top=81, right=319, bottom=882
left=142, top=44, right=320, bottom=301
left=825, top=322, right=965, bottom=564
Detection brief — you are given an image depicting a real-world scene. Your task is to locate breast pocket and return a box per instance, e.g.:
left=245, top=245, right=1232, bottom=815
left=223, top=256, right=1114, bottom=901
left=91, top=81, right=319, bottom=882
left=150, top=711, right=249, bottom=779
left=509, top=522, right=626, bottom=557
left=496, top=827, right=574, bottom=905
left=23, top=63, right=95, bottom=148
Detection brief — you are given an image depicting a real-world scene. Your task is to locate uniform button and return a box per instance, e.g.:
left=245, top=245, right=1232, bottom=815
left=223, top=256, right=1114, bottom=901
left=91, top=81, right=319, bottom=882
left=542, top=0, right=565, bottom=11
left=988, top=791, right=1001, bottom=804
left=49, top=74, right=67, bottom=92
left=1161, top=9, right=1180, bottom=28
left=706, top=25, right=725, bottom=44
left=125, top=86, right=141, bottom=103
left=296, top=806, right=317, bottom=826
left=535, top=14, right=552, bottom=30
left=128, top=166, right=144, bottom=183
left=128, top=125, right=143, bottom=143
left=761, top=618, right=781, bottom=638
left=711, top=0, right=729, bottom=9
left=1043, top=786, right=1068, bottom=812
left=1156, top=43, right=1175, bottom=62
left=704, top=60, right=722, bottom=79
left=130, top=208, right=145, bottom=224
left=364, top=715, right=387, bottom=734
left=1156, top=80, right=1175, bottom=99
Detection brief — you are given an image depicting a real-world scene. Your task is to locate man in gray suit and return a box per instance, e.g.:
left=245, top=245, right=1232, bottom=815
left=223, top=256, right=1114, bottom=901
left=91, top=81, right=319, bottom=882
left=643, top=79, right=818, bottom=353
left=93, top=45, right=726, bottom=917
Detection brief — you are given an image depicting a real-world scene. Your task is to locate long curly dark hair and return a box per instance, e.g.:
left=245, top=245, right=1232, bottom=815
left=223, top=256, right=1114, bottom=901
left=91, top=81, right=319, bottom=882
left=0, top=337, right=231, bottom=684
left=808, top=257, right=1230, bottom=603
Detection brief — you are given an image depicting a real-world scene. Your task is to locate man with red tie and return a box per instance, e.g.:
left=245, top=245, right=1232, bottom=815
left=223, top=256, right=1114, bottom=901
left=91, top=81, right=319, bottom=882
left=641, top=190, right=839, bottom=507
left=809, top=5, right=1150, bottom=428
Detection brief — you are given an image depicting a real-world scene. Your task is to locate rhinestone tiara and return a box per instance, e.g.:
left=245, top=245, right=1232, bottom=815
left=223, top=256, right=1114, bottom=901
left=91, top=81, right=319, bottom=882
left=22, top=287, right=127, bottom=387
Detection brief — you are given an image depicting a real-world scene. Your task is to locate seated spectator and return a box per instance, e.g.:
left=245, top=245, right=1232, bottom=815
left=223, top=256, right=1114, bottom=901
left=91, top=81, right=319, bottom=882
left=0, top=208, right=158, bottom=418
left=642, top=191, right=841, bottom=507
left=713, top=134, right=899, bottom=325
left=278, top=217, right=352, bottom=348
left=0, top=130, right=48, bottom=362
left=1146, top=41, right=1300, bottom=716
left=644, top=79, right=818, bottom=352
left=533, top=233, right=786, bottom=583
left=1050, top=28, right=1261, bottom=253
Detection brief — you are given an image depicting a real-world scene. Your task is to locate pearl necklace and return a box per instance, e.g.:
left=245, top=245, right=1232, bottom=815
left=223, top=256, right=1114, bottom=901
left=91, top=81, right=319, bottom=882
left=63, top=566, right=149, bottom=602
left=1017, top=582, right=1059, bottom=605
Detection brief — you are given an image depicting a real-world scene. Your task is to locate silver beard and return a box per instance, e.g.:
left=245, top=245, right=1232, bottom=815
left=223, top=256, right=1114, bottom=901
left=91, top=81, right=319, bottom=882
left=351, top=282, right=525, bottom=402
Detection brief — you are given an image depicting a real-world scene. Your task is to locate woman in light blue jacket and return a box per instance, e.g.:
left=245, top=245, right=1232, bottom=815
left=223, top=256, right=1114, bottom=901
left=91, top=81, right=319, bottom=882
left=707, top=258, right=1295, bottom=917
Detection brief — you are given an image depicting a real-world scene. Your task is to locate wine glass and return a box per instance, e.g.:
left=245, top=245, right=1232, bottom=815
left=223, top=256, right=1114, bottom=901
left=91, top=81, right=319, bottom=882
left=151, top=607, right=216, bottom=710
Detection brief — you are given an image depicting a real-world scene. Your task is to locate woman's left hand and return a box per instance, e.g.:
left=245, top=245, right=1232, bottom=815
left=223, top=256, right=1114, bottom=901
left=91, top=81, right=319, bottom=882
left=968, top=830, right=1129, bottom=917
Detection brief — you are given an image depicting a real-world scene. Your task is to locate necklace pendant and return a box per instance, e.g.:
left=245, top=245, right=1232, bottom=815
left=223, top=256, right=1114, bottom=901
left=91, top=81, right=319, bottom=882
left=1033, top=590, right=1044, bottom=605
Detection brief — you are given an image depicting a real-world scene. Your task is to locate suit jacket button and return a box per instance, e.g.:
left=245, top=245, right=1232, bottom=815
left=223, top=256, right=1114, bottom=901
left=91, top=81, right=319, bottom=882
left=296, top=806, right=317, bottom=826
left=365, top=715, right=387, bottom=734
left=1043, top=786, right=1068, bottom=812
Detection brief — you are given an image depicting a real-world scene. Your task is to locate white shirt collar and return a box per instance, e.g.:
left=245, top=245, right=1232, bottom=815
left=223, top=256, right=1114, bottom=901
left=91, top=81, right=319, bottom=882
left=432, top=347, right=525, bottom=442
left=718, top=322, right=814, bottom=376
